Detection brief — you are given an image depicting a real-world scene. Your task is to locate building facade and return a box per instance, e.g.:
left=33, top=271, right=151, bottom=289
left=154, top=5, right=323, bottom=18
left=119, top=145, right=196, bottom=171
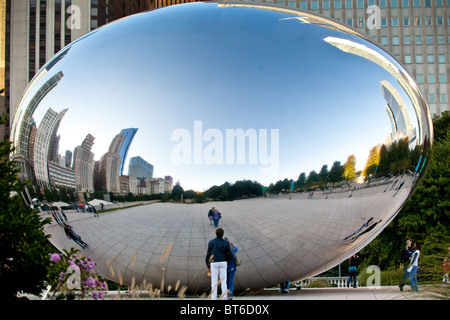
left=73, top=133, right=95, bottom=192
left=33, top=107, right=67, bottom=187
left=2, top=1, right=448, bottom=142
left=96, top=132, right=124, bottom=193
left=118, top=127, right=138, bottom=176
left=128, top=155, right=154, bottom=179
left=257, top=0, right=449, bottom=115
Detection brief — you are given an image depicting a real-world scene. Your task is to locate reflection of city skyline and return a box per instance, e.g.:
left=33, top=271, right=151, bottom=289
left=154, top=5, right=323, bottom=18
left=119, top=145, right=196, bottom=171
left=9, top=2, right=432, bottom=193
left=13, top=103, right=173, bottom=199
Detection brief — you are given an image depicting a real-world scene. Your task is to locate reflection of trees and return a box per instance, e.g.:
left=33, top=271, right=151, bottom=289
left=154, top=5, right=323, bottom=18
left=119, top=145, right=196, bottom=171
left=344, top=154, right=356, bottom=182
left=373, top=137, right=412, bottom=178
left=363, top=146, right=380, bottom=178
left=203, top=180, right=263, bottom=201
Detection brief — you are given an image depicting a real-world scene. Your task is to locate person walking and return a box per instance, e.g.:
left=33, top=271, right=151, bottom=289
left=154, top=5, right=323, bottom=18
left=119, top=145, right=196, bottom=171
left=205, top=228, right=233, bottom=300
left=92, top=205, right=99, bottom=217
left=399, top=237, right=414, bottom=291
left=347, top=253, right=362, bottom=288
left=442, top=257, right=450, bottom=284
left=408, top=242, right=421, bottom=292
left=208, top=207, right=215, bottom=226
left=224, top=237, right=238, bottom=300
left=212, top=209, right=222, bottom=228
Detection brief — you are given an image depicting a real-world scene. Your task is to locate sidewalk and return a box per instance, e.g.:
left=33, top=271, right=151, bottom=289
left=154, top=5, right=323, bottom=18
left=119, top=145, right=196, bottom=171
left=92, top=285, right=446, bottom=300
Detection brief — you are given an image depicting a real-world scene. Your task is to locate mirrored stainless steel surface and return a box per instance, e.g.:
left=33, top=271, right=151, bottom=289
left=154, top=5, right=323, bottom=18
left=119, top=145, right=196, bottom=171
left=11, top=2, right=433, bottom=292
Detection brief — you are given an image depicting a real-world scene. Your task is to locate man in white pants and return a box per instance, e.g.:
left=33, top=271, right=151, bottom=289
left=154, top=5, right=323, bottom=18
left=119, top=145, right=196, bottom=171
left=206, top=228, right=234, bottom=300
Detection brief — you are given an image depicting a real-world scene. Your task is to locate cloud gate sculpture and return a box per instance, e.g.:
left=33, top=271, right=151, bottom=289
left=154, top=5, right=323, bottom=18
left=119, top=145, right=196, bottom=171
left=11, top=2, right=433, bottom=293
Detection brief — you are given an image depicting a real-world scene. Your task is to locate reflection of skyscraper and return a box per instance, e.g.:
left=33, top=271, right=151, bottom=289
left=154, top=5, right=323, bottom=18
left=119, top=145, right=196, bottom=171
left=128, top=156, right=153, bottom=179
left=65, top=150, right=73, bottom=168
left=73, top=134, right=95, bottom=193
left=33, top=108, right=68, bottom=187
left=380, top=81, right=412, bottom=135
left=13, top=71, right=64, bottom=159
left=119, top=128, right=138, bottom=176
left=380, top=80, right=416, bottom=147
left=97, top=133, right=124, bottom=193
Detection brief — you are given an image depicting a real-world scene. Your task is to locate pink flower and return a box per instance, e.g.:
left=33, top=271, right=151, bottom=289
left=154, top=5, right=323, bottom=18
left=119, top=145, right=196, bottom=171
left=50, top=253, right=61, bottom=263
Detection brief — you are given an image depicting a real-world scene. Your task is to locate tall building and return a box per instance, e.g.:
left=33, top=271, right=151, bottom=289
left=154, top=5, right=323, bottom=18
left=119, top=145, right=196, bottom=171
left=255, top=0, right=449, bottom=115
left=33, top=107, right=67, bottom=187
left=1, top=0, right=448, bottom=143
left=128, top=156, right=154, bottom=179
left=1, top=0, right=202, bottom=141
left=73, top=133, right=95, bottom=192
left=96, top=132, right=124, bottom=193
left=118, top=127, right=138, bottom=176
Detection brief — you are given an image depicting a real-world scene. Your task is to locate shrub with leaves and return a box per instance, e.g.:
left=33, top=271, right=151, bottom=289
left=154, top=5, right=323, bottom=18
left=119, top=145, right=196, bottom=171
left=0, top=115, right=53, bottom=300
left=46, top=248, right=108, bottom=300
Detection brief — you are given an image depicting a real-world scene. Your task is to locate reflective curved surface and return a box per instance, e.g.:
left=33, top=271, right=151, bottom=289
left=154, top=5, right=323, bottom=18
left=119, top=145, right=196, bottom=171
left=11, top=2, right=433, bottom=292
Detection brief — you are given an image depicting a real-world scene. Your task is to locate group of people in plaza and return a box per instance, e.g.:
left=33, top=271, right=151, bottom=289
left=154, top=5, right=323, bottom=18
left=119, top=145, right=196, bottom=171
left=207, top=207, right=222, bottom=228
left=205, top=207, right=239, bottom=300
left=41, top=202, right=92, bottom=249
left=343, top=237, right=423, bottom=291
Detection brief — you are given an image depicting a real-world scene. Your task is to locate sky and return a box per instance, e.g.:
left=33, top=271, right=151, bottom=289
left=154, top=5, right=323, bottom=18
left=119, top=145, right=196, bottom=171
left=19, top=3, right=421, bottom=192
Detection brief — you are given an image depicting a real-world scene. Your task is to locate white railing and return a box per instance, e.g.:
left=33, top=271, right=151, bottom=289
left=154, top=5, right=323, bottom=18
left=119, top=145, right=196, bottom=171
left=293, top=277, right=358, bottom=288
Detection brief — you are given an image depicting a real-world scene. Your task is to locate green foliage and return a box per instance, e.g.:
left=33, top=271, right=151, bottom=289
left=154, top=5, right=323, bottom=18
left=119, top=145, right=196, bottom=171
left=344, top=154, right=356, bottom=182
left=204, top=180, right=263, bottom=201
left=359, top=111, right=450, bottom=278
left=0, top=115, right=53, bottom=299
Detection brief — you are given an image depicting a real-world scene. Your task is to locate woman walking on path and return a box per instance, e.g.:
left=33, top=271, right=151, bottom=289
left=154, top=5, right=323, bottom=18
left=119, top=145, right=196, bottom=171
left=408, top=242, right=421, bottom=292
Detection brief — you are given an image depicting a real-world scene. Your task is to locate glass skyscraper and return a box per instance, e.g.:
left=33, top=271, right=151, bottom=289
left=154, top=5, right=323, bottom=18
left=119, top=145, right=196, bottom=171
left=119, top=127, right=138, bottom=176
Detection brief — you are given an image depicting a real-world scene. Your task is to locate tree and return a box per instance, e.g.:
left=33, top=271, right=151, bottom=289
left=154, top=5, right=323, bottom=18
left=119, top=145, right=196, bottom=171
left=363, top=145, right=380, bottom=178
left=318, top=165, right=329, bottom=184
left=377, top=144, right=389, bottom=177
left=343, top=154, right=356, bottom=182
left=306, top=170, right=319, bottom=187
left=296, top=172, right=306, bottom=189
left=171, top=184, right=184, bottom=199
left=359, top=111, right=450, bottom=272
left=328, top=161, right=344, bottom=186
left=0, top=115, right=53, bottom=299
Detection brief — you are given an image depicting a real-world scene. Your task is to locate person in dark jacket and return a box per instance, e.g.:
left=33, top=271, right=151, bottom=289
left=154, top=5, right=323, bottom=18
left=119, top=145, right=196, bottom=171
left=347, top=253, right=362, bottom=288
left=399, top=237, right=413, bottom=291
left=64, top=224, right=88, bottom=249
left=206, top=228, right=233, bottom=300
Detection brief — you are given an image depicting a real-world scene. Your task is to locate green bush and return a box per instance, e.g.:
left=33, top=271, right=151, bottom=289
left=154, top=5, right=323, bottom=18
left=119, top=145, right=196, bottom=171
left=0, top=115, right=53, bottom=299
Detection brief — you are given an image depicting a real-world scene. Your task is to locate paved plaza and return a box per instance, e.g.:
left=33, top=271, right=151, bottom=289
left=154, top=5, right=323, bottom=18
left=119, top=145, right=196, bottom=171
left=44, top=175, right=415, bottom=294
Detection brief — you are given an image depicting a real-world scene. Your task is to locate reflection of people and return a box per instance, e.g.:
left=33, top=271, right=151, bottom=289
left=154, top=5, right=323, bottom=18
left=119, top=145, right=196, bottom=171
left=64, top=224, right=88, bottom=249
left=408, top=242, right=421, bottom=292
left=224, top=237, right=238, bottom=300
left=51, top=209, right=64, bottom=227
left=212, top=209, right=222, bottom=228
left=344, top=217, right=373, bottom=240
left=205, top=228, right=233, bottom=300
left=208, top=207, right=215, bottom=226
left=92, top=205, right=98, bottom=217
left=347, top=253, right=362, bottom=288
left=350, top=220, right=382, bottom=242
left=399, top=237, right=413, bottom=291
